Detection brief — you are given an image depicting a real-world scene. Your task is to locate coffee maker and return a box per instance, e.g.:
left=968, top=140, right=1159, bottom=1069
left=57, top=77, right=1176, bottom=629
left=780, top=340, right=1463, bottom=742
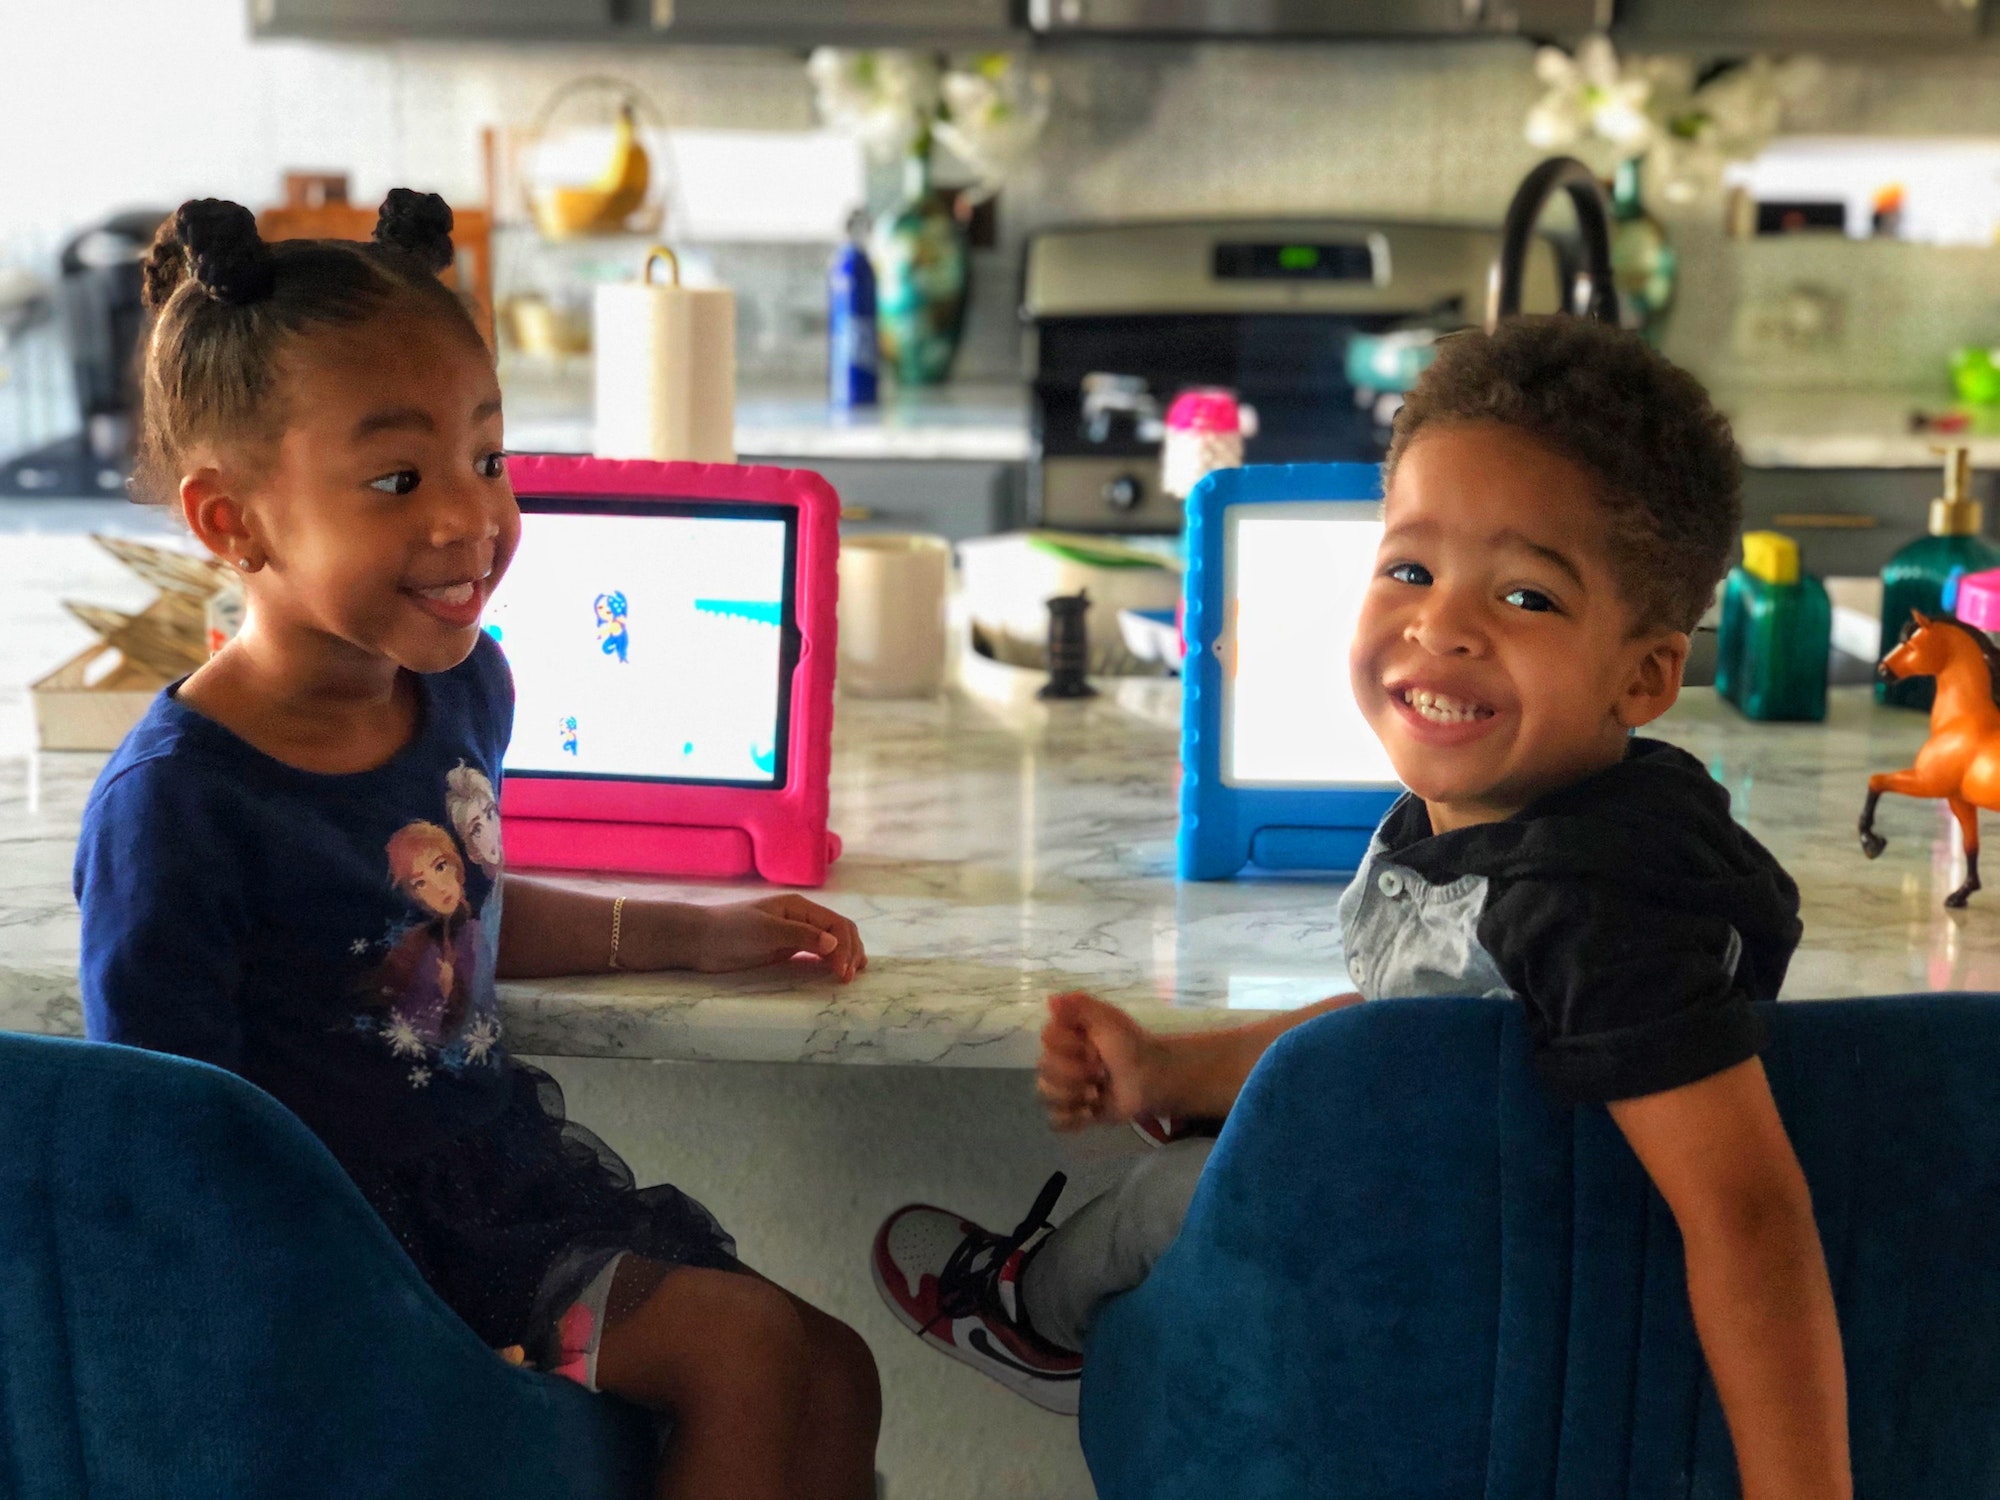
left=0, top=209, right=166, bottom=498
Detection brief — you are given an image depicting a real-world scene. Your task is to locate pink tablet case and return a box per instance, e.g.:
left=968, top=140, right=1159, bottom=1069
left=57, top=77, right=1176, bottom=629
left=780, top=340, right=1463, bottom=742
left=497, top=454, right=842, bottom=887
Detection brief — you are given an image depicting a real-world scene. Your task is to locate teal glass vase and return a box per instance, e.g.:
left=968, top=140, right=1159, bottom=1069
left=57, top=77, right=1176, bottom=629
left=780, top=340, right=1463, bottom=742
left=1609, top=156, right=1677, bottom=346
left=871, top=139, right=968, bottom=388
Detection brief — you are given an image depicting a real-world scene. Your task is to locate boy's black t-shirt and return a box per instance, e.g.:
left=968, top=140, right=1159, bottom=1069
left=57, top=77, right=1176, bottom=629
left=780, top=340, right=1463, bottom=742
left=1360, top=737, right=1802, bottom=1104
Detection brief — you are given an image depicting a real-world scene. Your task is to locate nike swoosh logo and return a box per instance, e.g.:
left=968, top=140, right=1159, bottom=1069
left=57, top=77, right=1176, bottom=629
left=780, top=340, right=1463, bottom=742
left=966, top=1326, right=1081, bottom=1382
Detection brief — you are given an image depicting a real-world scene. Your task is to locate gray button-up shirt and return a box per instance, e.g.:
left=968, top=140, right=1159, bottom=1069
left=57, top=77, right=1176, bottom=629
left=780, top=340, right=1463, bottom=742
left=1335, top=808, right=1513, bottom=1002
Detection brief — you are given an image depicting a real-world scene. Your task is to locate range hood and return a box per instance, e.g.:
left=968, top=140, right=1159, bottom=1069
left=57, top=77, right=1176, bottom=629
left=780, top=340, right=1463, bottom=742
left=1027, top=0, right=1607, bottom=39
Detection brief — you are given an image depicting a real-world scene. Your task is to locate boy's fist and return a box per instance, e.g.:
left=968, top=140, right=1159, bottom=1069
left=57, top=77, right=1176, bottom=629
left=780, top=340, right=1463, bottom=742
left=1037, top=991, right=1158, bottom=1131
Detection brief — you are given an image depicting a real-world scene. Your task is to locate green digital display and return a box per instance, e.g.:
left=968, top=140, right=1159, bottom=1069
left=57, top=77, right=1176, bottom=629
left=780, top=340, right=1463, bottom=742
left=1212, top=241, right=1376, bottom=282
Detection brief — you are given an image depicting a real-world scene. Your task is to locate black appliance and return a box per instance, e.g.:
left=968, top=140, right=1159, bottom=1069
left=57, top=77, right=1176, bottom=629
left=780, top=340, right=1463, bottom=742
left=1, top=209, right=167, bottom=498
left=1023, top=216, right=1569, bottom=533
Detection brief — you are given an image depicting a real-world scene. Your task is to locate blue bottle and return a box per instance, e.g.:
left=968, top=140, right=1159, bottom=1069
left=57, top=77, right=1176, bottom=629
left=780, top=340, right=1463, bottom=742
left=828, top=211, right=879, bottom=410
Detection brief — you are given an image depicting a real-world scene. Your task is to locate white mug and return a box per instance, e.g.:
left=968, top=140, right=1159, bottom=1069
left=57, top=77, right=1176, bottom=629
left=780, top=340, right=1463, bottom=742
left=838, top=533, right=950, bottom=699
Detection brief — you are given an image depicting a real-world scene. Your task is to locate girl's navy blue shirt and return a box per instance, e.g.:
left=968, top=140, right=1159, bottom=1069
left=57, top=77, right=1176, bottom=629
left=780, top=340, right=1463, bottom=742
left=75, top=635, right=517, bottom=1162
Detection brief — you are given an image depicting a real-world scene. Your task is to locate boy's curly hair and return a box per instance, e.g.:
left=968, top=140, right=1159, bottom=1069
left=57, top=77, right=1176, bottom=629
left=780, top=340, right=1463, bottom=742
left=1384, top=316, right=1741, bottom=636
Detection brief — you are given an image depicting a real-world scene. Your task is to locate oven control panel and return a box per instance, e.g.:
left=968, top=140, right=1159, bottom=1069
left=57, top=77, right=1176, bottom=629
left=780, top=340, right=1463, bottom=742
left=1038, top=455, right=1186, bottom=534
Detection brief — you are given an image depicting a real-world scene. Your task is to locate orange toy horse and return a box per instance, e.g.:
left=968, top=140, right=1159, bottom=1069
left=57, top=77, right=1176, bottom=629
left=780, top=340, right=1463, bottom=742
left=1858, top=610, right=2000, bottom=907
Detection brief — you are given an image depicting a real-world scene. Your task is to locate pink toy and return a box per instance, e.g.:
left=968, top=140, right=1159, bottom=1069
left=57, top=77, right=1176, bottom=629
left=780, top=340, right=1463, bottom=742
left=1160, top=387, right=1257, bottom=500
left=496, top=454, right=841, bottom=887
left=1955, top=568, right=2000, bottom=633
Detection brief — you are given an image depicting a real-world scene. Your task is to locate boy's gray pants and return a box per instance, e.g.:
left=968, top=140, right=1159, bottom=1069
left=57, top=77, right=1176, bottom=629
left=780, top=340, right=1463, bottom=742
left=1019, top=1138, right=1214, bottom=1351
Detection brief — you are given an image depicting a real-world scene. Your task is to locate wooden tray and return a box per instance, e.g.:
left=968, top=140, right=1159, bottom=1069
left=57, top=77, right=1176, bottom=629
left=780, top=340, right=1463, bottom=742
left=30, top=641, right=171, bottom=752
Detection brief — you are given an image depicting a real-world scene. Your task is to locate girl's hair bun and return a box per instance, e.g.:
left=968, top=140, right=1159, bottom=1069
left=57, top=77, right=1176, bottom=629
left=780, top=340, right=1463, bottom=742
left=143, top=199, right=275, bottom=310
left=373, top=189, right=455, bottom=275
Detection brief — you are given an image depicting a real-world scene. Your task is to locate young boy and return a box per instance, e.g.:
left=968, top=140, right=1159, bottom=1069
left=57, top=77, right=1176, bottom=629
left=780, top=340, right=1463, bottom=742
left=872, top=317, right=1850, bottom=1497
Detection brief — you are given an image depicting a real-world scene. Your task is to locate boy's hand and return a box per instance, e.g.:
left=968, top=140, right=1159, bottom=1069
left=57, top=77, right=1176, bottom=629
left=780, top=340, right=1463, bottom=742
left=1038, top=991, right=1160, bottom=1130
left=690, top=895, right=867, bottom=982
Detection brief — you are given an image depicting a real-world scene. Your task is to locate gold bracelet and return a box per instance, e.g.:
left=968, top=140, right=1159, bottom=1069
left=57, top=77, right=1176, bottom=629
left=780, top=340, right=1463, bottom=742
left=608, top=895, right=627, bottom=971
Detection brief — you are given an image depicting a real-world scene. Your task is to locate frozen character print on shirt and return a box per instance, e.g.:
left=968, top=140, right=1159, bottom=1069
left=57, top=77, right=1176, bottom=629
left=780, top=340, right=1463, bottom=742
left=445, top=760, right=506, bottom=1002
left=446, top=762, right=503, bottom=878
left=595, top=591, right=629, bottom=663
left=364, top=818, right=501, bottom=1086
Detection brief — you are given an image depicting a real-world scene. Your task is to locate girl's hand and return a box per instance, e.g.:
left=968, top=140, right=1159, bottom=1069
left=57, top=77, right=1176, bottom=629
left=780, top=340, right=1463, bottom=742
left=690, top=895, right=867, bottom=982
left=1037, top=991, right=1161, bottom=1131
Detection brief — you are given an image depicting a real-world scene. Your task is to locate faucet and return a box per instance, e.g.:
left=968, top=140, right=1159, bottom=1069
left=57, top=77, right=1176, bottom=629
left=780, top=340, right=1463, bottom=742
left=1486, top=156, right=1620, bottom=332
left=1081, top=372, right=1164, bottom=445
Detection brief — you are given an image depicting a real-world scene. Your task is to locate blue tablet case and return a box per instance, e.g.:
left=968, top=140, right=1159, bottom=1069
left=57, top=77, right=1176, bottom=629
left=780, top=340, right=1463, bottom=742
left=1179, top=463, right=1403, bottom=881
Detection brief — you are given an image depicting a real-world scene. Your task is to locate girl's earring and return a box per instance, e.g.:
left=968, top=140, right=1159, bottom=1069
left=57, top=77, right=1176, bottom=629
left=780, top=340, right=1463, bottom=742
left=236, top=556, right=259, bottom=573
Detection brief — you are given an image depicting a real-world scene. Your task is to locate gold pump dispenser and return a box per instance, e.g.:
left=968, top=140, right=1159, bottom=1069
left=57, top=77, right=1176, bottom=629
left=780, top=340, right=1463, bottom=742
left=1931, top=446, right=1982, bottom=537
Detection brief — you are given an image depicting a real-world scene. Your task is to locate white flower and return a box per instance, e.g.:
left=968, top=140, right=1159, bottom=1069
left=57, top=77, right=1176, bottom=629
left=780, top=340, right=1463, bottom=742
left=1525, top=37, right=1799, bottom=207
left=934, top=55, right=1052, bottom=198
left=349, top=938, right=369, bottom=956
left=408, top=1066, right=432, bottom=1089
left=1525, top=36, right=1655, bottom=171
left=463, top=1017, right=500, bottom=1065
left=383, top=1015, right=427, bottom=1060
left=807, top=48, right=941, bottom=162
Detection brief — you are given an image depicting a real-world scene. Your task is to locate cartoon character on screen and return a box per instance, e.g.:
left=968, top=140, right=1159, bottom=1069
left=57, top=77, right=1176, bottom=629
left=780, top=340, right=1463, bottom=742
left=366, top=821, right=495, bottom=1083
left=559, top=715, right=579, bottom=756
left=595, top=591, right=629, bottom=663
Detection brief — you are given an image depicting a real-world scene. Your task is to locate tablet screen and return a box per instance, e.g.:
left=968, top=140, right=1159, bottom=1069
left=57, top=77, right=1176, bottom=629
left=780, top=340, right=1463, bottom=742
left=1222, top=502, right=1400, bottom=788
left=486, top=498, right=796, bottom=787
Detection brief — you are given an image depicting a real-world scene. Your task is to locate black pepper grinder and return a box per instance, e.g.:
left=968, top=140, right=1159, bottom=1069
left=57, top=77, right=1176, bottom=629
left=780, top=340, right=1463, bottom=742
left=1039, top=590, right=1097, bottom=700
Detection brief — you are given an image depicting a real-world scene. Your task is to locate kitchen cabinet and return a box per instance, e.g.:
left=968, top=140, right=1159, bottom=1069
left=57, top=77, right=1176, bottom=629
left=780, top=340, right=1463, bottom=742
left=1739, top=467, right=1999, bottom=581
left=651, top=0, right=1018, bottom=43
left=1612, top=0, right=1986, bottom=50
left=252, top=0, right=1016, bottom=42
left=1025, top=0, right=1601, bottom=41
left=251, top=0, right=617, bottom=39
left=750, top=457, right=1025, bottom=544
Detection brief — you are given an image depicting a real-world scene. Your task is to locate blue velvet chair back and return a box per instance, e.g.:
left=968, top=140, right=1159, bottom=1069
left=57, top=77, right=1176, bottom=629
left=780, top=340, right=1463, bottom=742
left=1080, top=996, right=2000, bottom=1499
left=0, top=1031, right=653, bottom=1500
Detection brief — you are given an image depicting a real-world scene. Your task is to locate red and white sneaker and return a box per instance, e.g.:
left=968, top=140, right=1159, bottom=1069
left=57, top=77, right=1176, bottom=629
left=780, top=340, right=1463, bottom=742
left=870, top=1173, right=1083, bottom=1415
left=1131, top=1113, right=1221, bottom=1147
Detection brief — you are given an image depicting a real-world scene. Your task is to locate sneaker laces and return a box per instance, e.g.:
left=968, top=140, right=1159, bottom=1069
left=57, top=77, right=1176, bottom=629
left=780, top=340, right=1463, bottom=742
left=925, top=1171, right=1068, bottom=1336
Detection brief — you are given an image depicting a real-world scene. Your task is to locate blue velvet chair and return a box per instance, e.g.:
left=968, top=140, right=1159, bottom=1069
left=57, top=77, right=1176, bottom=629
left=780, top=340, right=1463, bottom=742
left=0, top=1031, right=653, bottom=1500
left=1081, top=995, right=2000, bottom=1500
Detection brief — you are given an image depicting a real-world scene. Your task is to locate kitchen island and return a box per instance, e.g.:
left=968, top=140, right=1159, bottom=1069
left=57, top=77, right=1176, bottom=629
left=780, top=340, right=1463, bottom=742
left=8, top=664, right=1997, bottom=1057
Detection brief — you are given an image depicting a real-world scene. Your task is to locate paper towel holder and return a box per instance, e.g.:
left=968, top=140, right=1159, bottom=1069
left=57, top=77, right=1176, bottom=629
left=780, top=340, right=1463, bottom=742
left=642, top=244, right=681, bottom=286
left=494, top=453, right=844, bottom=887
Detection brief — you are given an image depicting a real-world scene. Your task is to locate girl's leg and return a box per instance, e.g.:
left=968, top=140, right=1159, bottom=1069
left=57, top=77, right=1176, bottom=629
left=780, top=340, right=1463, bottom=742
left=778, top=1289, right=882, bottom=1500
left=592, top=1258, right=881, bottom=1500
left=594, top=1262, right=811, bottom=1500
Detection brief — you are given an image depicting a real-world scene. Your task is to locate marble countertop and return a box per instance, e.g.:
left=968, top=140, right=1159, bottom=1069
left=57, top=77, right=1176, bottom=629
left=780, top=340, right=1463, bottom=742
left=1721, top=388, right=2000, bottom=470
left=7, top=618, right=2000, bottom=1065
left=500, top=369, right=1031, bottom=464
left=499, top=374, right=1983, bottom=472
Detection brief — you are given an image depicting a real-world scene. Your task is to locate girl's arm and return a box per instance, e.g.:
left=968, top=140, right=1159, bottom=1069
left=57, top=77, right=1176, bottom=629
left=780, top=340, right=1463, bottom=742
left=495, top=876, right=865, bottom=982
left=1038, top=990, right=1362, bottom=1129
left=76, top=768, right=249, bottom=1068
left=1609, top=1058, right=1850, bottom=1500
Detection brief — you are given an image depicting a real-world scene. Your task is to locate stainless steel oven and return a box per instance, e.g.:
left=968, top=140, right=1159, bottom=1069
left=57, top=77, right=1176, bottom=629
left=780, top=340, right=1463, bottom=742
left=1023, top=217, right=1564, bottom=533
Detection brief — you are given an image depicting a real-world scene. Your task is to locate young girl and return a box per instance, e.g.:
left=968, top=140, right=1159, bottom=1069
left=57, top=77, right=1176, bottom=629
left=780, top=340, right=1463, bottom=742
left=74, top=191, right=880, bottom=1500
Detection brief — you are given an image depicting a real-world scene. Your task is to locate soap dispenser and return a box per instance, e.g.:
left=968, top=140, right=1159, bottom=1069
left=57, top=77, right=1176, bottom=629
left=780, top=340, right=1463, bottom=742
left=1879, top=446, right=2000, bottom=710
left=1717, top=530, right=1830, bottom=722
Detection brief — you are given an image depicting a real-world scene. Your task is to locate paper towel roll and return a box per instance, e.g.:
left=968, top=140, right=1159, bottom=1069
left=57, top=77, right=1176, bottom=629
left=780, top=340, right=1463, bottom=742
left=593, top=248, right=736, bottom=463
